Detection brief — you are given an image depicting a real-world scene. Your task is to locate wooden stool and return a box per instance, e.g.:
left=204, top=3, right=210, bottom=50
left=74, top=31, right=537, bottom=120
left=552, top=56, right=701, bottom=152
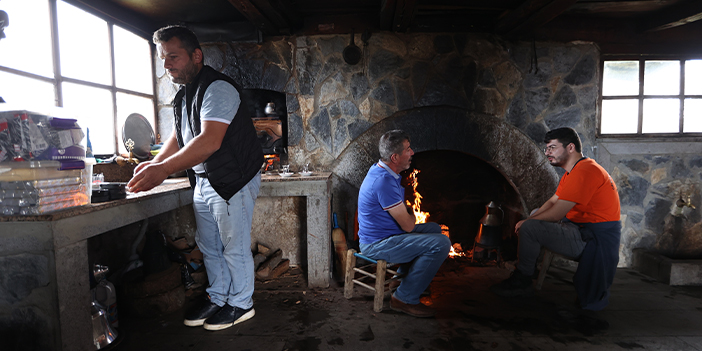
left=535, top=249, right=577, bottom=290
left=343, top=249, right=400, bottom=312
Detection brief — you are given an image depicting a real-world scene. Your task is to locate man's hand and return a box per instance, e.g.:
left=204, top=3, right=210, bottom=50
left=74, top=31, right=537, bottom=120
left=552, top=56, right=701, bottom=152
left=127, top=162, right=171, bottom=193
left=514, top=219, right=527, bottom=234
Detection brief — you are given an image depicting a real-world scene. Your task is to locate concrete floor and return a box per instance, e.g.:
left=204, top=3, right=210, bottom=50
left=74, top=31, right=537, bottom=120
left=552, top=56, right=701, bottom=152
left=109, top=259, right=702, bottom=351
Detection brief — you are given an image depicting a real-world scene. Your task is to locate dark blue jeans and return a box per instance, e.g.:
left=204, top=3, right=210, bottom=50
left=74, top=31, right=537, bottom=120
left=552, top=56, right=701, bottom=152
left=360, top=223, right=451, bottom=304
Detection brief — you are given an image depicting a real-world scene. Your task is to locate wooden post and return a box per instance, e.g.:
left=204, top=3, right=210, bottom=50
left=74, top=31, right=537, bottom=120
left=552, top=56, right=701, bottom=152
left=373, top=260, right=387, bottom=312
left=344, top=249, right=357, bottom=299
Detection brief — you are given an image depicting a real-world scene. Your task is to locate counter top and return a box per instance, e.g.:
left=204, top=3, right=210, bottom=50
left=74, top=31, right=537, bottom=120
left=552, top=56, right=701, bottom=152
left=1, top=172, right=332, bottom=222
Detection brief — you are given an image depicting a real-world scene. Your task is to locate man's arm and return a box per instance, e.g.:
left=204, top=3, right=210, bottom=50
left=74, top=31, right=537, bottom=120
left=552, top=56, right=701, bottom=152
left=388, top=203, right=416, bottom=232
left=127, top=120, right=228, bottom=192
left=514, top=194, right=576, bottom=233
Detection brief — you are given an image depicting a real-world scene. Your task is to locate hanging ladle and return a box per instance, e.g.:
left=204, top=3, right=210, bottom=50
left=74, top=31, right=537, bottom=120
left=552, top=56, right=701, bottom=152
left=343, top=29, right=362, bottom=65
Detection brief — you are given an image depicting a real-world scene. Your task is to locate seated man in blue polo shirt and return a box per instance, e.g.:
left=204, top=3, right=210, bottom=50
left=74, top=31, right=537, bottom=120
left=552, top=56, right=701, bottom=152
left=357, top=129, right=451, bottom=318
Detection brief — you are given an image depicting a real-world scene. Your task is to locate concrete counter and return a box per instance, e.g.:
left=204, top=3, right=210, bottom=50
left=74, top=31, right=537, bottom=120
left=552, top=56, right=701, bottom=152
left=0, top=172, right=332, bottom=350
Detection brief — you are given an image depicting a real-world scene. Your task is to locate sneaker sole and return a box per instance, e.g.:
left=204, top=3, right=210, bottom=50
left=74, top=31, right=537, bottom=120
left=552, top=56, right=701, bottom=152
left=203, top=309, right=255, bottom=331
left=184, top=318, right=206, bottom=327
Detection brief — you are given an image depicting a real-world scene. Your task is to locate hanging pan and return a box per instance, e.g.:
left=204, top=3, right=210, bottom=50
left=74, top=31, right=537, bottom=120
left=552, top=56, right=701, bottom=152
left=342, top=29, right=361, bottom=65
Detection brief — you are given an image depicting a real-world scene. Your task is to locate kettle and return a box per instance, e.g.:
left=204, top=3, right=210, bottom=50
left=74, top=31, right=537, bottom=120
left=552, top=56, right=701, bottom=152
left=474, top=201, right=504, bottom=248
left=92, top=301, right=118, bottom=349
left=479, top=201, right=504, bottom=226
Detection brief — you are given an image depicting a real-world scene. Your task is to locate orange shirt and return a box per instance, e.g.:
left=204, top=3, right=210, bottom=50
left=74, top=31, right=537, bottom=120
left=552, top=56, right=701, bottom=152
left=555, top=158, right=620, bottom=223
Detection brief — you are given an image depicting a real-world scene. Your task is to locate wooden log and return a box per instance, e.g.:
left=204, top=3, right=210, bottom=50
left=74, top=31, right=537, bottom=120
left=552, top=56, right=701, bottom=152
left=253, top=253, right=267, bottom=270
left=255, top=249, right=283, bottom=280
left=257, top=243, right=271, bottom=257
left=270, top=259, right=290, bottom=279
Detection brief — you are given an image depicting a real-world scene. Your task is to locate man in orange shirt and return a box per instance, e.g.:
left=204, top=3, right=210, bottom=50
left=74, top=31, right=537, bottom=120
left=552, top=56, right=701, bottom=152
left=491, top=127, right=621, bottom=310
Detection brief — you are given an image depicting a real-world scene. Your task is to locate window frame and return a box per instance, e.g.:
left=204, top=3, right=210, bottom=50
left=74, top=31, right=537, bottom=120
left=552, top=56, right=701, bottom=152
left=599, top=55, right=702, bottom=138
left=0, top=0, right=157, bottom=156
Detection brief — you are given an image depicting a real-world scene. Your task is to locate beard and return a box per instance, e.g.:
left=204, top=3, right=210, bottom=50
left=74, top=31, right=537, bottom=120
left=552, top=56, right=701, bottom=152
left=168, top=60, right=199, bottom=84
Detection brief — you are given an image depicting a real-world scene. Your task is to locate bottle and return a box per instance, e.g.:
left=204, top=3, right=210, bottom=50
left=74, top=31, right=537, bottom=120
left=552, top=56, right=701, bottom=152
left=93, top=264, right=118, bottom=328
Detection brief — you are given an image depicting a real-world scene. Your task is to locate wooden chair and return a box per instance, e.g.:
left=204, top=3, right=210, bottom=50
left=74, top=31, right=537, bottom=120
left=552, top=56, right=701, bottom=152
left=343, top=249, right=400, bottom=312
left=535, top=249, right=578, bottom=290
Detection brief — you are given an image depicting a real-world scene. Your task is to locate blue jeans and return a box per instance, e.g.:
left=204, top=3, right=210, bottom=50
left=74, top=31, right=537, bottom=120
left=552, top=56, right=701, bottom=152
left=192, top=172, right=261, bottom=309
left=360, top=222, right=451, bottom=304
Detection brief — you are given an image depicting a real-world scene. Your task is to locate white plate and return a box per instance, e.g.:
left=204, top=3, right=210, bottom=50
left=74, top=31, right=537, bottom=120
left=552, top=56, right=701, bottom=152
left=300, top=171, right=313, bottom=177
left=279, top=172, right=294, bottom=177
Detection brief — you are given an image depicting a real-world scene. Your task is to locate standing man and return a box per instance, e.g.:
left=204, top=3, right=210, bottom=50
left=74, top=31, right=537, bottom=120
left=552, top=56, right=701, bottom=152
left=127, top=25, right=263, bottom=330
left=357, top=130, right=451, bottom=318
left=490, top=127, right=621, bottom=311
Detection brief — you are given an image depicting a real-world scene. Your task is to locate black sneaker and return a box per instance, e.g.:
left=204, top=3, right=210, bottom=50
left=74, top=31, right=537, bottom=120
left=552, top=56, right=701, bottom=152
left=184, top=300, right=222, bottom=327
left=203, top=305, right=255, bottom=331
left=489, top=269, right=534, bottom=297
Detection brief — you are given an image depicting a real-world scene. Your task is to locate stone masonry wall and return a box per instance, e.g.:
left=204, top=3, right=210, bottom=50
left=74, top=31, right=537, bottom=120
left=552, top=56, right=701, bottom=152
left=152, top=31, right=700, bottom=267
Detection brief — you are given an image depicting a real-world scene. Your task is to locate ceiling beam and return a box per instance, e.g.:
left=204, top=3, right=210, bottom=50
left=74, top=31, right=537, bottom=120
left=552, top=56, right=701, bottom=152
left=496, top=0, right=578, bottom=37
left=226, top=0, right=279, bottom=35
left=390, top=0, right=418, bottom=32
left=567, top=1, right=675, bottom=15
left=380, top=0, right=398, bottom=31
left=639, top=0, right=702, bottom=32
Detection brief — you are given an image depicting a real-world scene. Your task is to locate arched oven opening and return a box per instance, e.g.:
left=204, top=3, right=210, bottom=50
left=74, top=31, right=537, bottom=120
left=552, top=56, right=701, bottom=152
left=399, top=150, right=524, bottom=263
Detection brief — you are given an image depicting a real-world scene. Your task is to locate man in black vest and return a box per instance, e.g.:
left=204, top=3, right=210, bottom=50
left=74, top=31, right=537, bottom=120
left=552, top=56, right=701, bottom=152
left=128, top=25, right=263, bottom=331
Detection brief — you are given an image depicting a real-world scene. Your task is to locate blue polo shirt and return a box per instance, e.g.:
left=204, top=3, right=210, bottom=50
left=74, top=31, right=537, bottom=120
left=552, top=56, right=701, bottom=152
left=357, top=161, right=406, bottom=244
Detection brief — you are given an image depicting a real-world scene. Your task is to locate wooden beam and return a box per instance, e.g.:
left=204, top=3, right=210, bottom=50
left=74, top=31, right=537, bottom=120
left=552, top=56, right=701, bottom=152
left=497, top=0, right=578, bottom=36
left=226, top=0, right=279, bottom=35
left=393, top=0, right=418, bottom=32
left=248, top=0, right=294, bottom=34
left=567, top=1, right=675, bottom=15
left=639, top=0, right=702, bottom=32
left=62, top=0, right=156, bottom=37
left=380, top=0, right=398, bottom=31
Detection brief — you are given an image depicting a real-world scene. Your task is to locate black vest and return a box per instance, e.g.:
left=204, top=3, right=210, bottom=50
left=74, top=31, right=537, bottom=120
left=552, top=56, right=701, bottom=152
left=174, top=65, right=263, bottom=200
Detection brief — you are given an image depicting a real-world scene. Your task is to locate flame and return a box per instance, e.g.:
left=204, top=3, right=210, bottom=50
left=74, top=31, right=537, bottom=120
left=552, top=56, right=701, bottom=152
left=408, top=169, right=430, bottom=223
left=407, top=170, right=464, bottom=258
left=263, top=154, right=279, bottom=171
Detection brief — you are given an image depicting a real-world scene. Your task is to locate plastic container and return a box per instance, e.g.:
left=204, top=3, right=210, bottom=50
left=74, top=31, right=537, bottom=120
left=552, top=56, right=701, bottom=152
left=0, top=160, right=92, bottom=215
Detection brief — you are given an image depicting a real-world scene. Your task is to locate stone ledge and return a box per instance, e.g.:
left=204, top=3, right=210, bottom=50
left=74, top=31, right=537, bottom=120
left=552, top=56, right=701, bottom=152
left=632, top=248, right=702, bottom=286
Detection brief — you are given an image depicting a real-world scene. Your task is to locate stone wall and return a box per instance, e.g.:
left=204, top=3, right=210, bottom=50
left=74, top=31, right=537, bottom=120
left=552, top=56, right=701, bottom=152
left=154, top=31, right=700, bottom=267
left=598, top=141, right=702, bottom=266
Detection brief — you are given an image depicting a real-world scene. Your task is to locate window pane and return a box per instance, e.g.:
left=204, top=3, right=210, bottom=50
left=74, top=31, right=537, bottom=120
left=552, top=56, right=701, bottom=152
left=0, top=71, right=55, bottom=109
left=601, top=99, right=639, bottom=134
left=62, top=83, right=114, bottom=154
left=602, top=61, right=639, bottom=96
left=644, top=61, right=680, bottom=96
left=0, top=0, right=54, bottom=77
left=684, top=99, right=702, bottom=133
left=116, top=93, right=156, bottom=154
left=114, top=26, right=154, bottom=94
left=685, top=60, right=702, bottom=95
left=57, top=1, right=111, bottom=85
left=642, top=98, right=680, bottom=133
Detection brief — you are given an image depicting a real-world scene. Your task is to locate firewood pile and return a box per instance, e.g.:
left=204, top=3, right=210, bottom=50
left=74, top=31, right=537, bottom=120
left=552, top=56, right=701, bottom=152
left=253, top=244, right=290, bottom=281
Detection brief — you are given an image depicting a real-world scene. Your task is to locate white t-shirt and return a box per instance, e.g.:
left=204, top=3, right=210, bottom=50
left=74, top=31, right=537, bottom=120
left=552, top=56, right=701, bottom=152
left=180, top=80, right=240, bottom=173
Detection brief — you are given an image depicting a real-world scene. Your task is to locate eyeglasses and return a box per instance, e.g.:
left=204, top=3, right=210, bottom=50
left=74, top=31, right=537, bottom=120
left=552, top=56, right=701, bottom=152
left=543, top=145, right=561, bottom=154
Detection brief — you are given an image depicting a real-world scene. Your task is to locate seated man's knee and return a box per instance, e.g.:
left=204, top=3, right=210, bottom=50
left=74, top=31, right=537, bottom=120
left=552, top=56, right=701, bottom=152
left=519, top=219, right=541, bottom=237
left=437, top=234, right=451, bottom=255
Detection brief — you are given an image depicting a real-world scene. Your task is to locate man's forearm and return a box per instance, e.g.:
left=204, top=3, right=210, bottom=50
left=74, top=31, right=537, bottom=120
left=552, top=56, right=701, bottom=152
left=159, top=134, right=220, bottom=174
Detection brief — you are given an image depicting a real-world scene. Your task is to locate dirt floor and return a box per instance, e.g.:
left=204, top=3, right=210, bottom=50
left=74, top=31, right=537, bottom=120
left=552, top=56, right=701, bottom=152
left=108, top=258, right=702, bottom=351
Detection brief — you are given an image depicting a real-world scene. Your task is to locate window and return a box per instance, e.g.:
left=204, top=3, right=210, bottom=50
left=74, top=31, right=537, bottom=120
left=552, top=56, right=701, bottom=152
left=0, top=0, right=155, bottom=155
left=600, top=59, right=702, bottom=135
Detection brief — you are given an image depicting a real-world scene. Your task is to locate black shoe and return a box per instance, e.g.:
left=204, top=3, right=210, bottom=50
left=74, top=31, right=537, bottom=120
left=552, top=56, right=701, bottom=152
left=490, top=269, right=534, bottom=297
left=203, top=305, right=255, bottom=331
left=184, top=300, right=222, bottom=327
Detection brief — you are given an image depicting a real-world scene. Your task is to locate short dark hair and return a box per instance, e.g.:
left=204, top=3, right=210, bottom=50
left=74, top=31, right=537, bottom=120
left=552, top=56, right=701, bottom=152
left=153, top=25, right=201, bottom=55
left=544, top=127, right=582, bottom=153
left=379, top=130, right=410, bottom=163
